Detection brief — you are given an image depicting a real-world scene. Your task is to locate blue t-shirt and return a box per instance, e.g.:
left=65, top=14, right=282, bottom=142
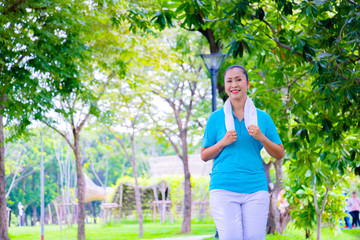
left=201, top=107, right=282, bottom=194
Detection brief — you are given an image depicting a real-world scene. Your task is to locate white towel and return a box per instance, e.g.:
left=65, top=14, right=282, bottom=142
left=224, top=96, right=257, bottom=132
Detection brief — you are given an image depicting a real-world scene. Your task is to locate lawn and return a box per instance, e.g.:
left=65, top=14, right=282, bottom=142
left=8, top=220, right=215, bottom=240
left=8, top=220, right=360, bottom=240
left=265, top=224, right=360, bottom=240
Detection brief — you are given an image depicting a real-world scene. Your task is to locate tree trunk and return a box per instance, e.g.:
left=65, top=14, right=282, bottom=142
left=73, top=131, right=86, bottom=240
left=305, top=229, right=311, bottom=239
left=198, top=28, right=226, bottom=101
left=267, top=158, right=289, bottom=234
left=31, top=204, right=37, bottom=226
left=92, top=202, right=97, bottom=224
left=130, top=136, right=143, bottom=237
left=268, top=190, right=280, bottom=233
left=54, top=202, right=60, bottom=225
left=279, top=208, right=291, bottom=233
left=48, top=204, right=53, bottom=225
left=317, top=214, right=322, bottom=240
left=180, top=139, right=191, bottom=233
left=0, top=94, right=10, bottom=240
left=8, top=209, right=11, bottom=227
left=198, top=28, right=220, bottom=53
left=87, top=202, right=92, bottom=222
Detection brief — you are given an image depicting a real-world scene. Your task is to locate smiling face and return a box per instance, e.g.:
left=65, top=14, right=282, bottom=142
left=224, top=67, right=250, bottom=101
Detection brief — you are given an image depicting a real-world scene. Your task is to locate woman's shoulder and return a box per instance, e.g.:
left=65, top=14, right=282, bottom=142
left=208, top=107, right=225, bottom=120
left=256, top=108, right=271, bottom=119
left=256, top=109, right=279, bottom=126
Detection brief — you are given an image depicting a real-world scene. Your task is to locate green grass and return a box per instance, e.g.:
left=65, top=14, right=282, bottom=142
left=8, top=220, right=360, bottom=240
left=265, top=223, right=360, bottom=240
left=8, top=220, right=215, bottom=240
left=202, top=223, right=360, bottom=240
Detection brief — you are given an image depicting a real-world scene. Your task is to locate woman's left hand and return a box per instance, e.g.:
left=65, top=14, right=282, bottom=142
left=248, top=125, right=265, bottom=141
left=248, top=125, right=285, bottom=159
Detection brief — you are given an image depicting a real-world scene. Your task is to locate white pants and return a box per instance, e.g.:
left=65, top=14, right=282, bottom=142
left=210, top=189, right=269, bottom=240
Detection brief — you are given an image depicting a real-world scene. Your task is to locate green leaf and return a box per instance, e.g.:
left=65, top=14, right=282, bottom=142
left=255, top=7, right=265, bottom=20
left=322, top=119, right=332, bottom=133
left=176, top=3, right=187, bottom=14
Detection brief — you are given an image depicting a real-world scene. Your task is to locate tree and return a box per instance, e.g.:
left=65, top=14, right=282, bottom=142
left=52, top=130, right=77, bottom=225
left=109, top=97, right=147, bottom=237
left=4, top=141, right=27, bottom=200
left=0, top=0, right=92, bottom=237
left=146, top=30, right=209, bottom=233
left=81, top=129, right=132, bottom=186
left=5, top=129, right=60, bottom=226
left=100, top=21, right=160, bottom=236
left=42, top=75, right=112, bottom=239
left=39, top=2, right=137, bottom=236
left=110, top=0, right=360, bottom=237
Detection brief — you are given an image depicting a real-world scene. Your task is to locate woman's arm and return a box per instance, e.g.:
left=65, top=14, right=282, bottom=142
left=248, top=125, right=285, bottom=160
left=260, top=138, right=284, bottom=160
left=201, top=130, right=237, bottom=162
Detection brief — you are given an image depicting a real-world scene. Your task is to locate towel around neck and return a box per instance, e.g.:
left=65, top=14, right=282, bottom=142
left=224, top=96, right=258, bottom=132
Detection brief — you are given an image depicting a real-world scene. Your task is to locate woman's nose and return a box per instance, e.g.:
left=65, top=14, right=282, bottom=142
left=231, top=81, right=238, bottom=87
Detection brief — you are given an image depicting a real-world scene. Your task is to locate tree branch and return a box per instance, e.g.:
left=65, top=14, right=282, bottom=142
left=16, top=54, right=26, bottom=65
left=319, top=186, right=330, bottom=216
left=328, top=173, right=349, bottom=192
left=287, top=72, right=308, bottom=89
left=77, top=112, right=91, bottom=133
left=12, top=167, right=38, bottom=188
left=313, top=176, right=320, bottom=215
left=43, top=121, right=75, bottom=150
left=160, top=129, right=182, bottom=160
left=197, top=28, right=220, bottom=53
left=152, top=89, right=183, bottom=133
left=77, top=72, right=113, bottom=133
left=5, top=150, right=25, bottom=198
left=251, top=14, right=310, bottom=62
left=113, top=132, right=131, bottom=161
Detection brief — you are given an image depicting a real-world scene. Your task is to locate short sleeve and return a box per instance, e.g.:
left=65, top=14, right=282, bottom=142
left=265, top=113, right=282, bottom=145
left=201, top=113, right=218, bottom=148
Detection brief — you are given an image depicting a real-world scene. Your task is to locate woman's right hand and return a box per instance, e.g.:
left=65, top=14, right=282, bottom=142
left=221, top=130, right=237, bottom=146
left=201, top=130, right=237, bottom=162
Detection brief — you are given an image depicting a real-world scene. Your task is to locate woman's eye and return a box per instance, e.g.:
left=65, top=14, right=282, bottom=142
left=236, top=78, right=242, bottom=81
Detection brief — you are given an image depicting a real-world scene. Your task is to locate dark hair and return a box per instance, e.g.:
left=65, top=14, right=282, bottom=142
left=224, top=65, right=248, bottom=82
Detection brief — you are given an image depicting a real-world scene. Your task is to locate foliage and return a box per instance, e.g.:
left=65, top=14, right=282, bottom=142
left=5, top=127, right=164, bottom=217
left=3, top=0, right=360, bottom=239
left=144, top=28, right=210, bottom=157
left=82, top=129, right=128, bottom=186
left=5, top=129, right=59, bottom=223
left=0, top=0, right=91, bottom=137
left=110, top=0, right=360, bottom=237
left=285, top=174, right=348, bottom=235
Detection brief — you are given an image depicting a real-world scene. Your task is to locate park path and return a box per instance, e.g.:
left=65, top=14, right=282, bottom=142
left=143, top=235, right=213, bottom=240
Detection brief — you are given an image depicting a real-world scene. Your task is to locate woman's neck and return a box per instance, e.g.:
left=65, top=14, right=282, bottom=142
left=230, top=97, right=247, bottom=113
left=230, top=97, right=247, bottom=121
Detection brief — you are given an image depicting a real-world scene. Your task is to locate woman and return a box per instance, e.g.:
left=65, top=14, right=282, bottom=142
left=201, top=65, right=284, bottom=240
left=349, top=191, right=360, bottom=228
